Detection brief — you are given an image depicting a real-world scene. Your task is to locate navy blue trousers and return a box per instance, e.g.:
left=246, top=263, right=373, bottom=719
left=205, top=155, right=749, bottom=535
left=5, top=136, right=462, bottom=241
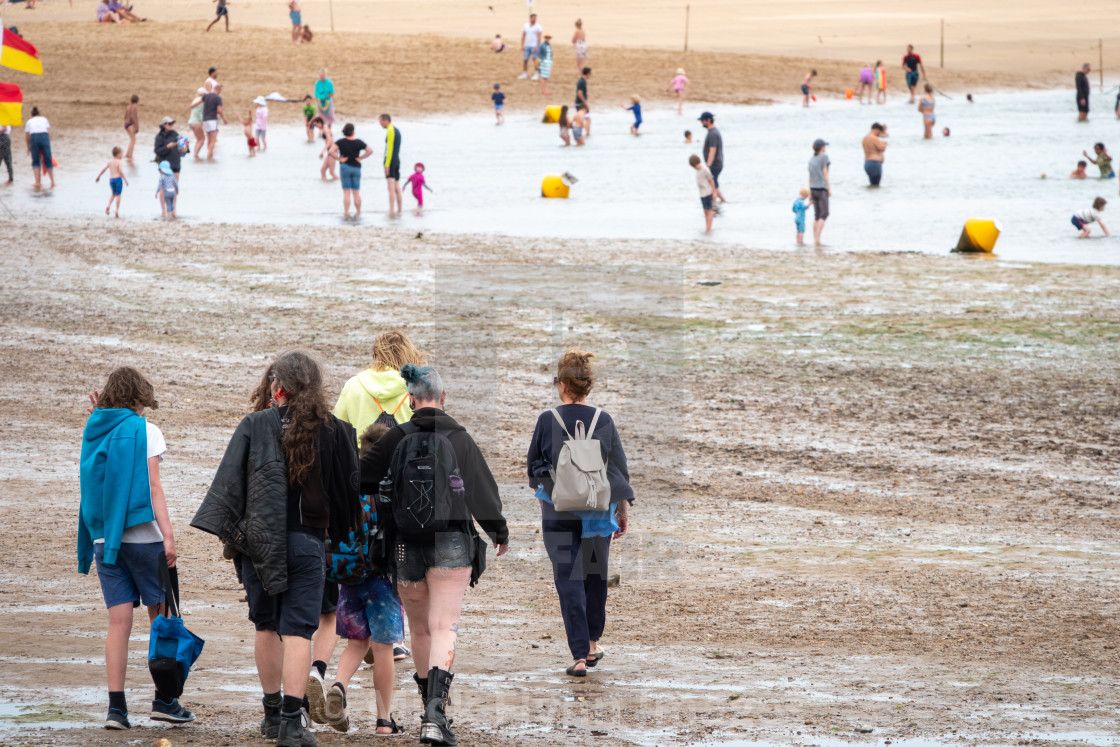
left=539, top=499, right=611, bottom=661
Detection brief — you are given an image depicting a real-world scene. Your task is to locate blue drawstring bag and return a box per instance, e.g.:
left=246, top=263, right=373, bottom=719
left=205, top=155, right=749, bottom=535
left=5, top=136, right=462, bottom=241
left=148, top=553, right=204, bottom=699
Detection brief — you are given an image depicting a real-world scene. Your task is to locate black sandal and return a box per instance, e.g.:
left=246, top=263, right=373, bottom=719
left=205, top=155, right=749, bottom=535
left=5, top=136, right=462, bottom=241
left=375, top=715, right=404, bottom=736
left=565, top=660, right=587, bottom=677
left=585, top=651, right=605, bottom=668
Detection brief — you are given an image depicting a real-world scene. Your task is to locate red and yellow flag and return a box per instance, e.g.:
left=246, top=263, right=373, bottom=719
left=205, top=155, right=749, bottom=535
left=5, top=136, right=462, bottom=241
left=0, top=82, right=23, bottom=126
left=0, top=27, right=42, bottom=76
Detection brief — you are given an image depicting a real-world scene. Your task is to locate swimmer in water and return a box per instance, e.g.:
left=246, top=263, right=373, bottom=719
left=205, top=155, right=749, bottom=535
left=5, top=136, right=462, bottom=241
left=1072, top=197, right=1110, bottom=238
left=684, top=130, right=693, bottom=143
left=942, top=127, right=950, bottom=137
left=919, top=83, right=935, bottom=139
left=1070, top=160, right=1088, bottom=179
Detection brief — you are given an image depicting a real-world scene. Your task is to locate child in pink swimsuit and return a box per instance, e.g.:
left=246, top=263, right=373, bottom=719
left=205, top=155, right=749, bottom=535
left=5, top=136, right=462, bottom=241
left=403, top=162, right=433, bottom=208
left=666, top=68, right=690, bottom=115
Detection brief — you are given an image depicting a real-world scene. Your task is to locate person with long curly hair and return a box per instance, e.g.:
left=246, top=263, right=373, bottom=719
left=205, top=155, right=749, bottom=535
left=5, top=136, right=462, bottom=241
left=193, top=350, right=361, bottom=747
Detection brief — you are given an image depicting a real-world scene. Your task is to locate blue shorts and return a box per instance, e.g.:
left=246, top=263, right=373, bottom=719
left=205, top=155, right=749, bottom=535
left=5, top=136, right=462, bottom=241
left=700, top=194, right=713, bottom=210
left=28, top=132, right=51, bottom=170
left=801, top=84, right=810, bottom=95
left=906, top=71, right=919, bottom=88
left=340, top=162, right=361, bottom=190
left=289, top=10, right=301, bottom=24
left=1072, top=215, right=1087, bottom=230
left=94, top=541, right=166, bottom=609
left=242, top=531, right=326, bottom=639
left=336, top=575, right=403, bottom=644
left=523, top=44, right=538, bottom=61
left=495, top=103, right=503, bottom=111
left=109, top=177, right=123, bottom=195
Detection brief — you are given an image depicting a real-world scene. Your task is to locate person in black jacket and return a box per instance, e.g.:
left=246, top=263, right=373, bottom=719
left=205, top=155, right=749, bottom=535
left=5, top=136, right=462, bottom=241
left=193, top=350, right=360, bottom=747
left=1076, top=63, right=1092, bottom=122
left=526, top=349, right=633, bottom=678
left=359, top=363, right=508, bottom=747
left=153, top=117, right=182, bottom=180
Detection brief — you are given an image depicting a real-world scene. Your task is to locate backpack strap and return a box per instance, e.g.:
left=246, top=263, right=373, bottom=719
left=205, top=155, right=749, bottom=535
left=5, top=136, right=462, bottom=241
left=587, top=407, right=603, bottom=437
left=372, top=396, right=386, bottom=413
left=391, top=393, right=409, bottom=415
left=397, top=420, right=418, bottom=437
left=550, top=408, right=574, bottom=439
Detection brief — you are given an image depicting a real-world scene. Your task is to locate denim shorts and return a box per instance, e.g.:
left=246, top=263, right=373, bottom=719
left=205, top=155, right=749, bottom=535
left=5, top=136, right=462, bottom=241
left=395, top=531, right=473, bottom=584
left=523, top=44, right=538, bottom=61
left=242, top=531, right=326, bottom=639
left=336, top=575, right=403, bottom=643
left=340, top=162, right=361, bottom=190
left=28, top=133, right=51, bottom=170
left=94, top=541, right=165, bottom=609
left=700, top=194, right=713, bottom=210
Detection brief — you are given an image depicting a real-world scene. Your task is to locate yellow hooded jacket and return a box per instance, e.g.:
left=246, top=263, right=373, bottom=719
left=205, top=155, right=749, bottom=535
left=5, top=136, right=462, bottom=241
left=333, top=368, right=413, bottom=445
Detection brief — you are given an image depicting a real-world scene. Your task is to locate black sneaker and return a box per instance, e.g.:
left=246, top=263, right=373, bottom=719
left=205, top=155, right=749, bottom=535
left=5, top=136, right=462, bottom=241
left=104, top=708, right=131, bottom=730
left=151, top=698, right=196, bottom=724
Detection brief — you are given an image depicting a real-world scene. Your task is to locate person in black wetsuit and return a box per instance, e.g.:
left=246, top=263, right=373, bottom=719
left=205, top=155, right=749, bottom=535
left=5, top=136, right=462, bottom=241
left=1076, top=63, right=1091, bottom=122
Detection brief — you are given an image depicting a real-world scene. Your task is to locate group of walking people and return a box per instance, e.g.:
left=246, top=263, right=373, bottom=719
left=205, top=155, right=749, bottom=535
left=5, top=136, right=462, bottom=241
left=78, top=331, right=633, bottom=746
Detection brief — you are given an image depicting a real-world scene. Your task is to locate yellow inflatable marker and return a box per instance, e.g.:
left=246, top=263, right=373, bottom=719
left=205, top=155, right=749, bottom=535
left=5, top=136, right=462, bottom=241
left=953, top=218, right=1001, bottom=253
left=541, top=172, right=579, bottom=199
left=541, top=105, right=562, bottom=124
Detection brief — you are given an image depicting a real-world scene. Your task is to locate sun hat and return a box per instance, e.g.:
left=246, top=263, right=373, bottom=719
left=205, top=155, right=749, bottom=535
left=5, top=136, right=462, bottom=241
left=159, top=161, right=172, bottom=175
left=698, top=111, right=714, bottom=121
left=543, top=33, right=552, bottom=38
left=252, top=95, right=267, bottom=106
left=813, top=138, right=829, bottom=149
left=160, top=116, right=175, bottom=125
left=676, top=67, right=685, bottom=75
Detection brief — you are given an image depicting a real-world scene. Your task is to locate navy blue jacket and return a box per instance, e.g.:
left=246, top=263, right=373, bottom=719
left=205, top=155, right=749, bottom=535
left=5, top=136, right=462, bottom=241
left=526, top=404, right=634, bottom=505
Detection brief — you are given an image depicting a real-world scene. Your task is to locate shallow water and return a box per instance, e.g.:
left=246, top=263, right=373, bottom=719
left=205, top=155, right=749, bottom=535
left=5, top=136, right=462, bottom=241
left=5, top=89, right=1120, bottom=265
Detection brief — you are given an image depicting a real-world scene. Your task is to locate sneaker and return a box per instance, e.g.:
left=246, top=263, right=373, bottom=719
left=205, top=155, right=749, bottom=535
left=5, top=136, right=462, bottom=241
left=324, top=683, right=349, bottom=733
left=517, top=72, right=528, bottom=79
left=305, top=669, right=328, bottom=725
left=104, top=708, right=130, bottom=730
left=531, top=73, right=540, bottom=80
left=393, top=645, right=411, bottom=662
left=151, top=698, right=196, bottom=724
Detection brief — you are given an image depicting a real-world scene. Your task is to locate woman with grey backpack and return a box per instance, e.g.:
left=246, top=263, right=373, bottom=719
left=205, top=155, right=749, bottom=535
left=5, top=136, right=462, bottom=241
left=526, top=349, right=634, bottom=677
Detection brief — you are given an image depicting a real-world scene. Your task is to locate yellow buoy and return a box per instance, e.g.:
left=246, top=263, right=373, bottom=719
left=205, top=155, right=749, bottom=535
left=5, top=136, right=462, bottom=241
left=953, top=218, right=1002, bottom=253
left=541, top=174, right=570, bottom=198
left=541, top=105, right=562, bottom=124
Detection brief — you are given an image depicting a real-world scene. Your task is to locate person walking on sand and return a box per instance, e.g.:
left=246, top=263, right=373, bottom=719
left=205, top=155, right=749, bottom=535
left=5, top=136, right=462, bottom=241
left=358, top=363, right=510, bottom=747
left=491, top=84, right=506, bottom=124
left=96, top=147, right=129, bottom=217
left=155, top=161, right=178, bottom=219
left=1076, top=63, right=1091, bottom=122
left=808, top=138, right=831, bottom=246
left=315, top=69, right=336, bottom=134
left=153, top=117, right=182, bottom=182
left=520, top=13, right=543, bottom=80
left=699, top=111, right=725, bottom=204
left=575, top=67, right=591, bottom=135
left=801, top=70, right=817, bottom=107
left=288, top=0, right=302, bottom=44
left=667, top=68, right=689, bottom=115
left=201, top=84, right=227, bottom=159
left=192, top=350, right=361, bottom=747
left=24, top=107, right=54, bottom=190
left=0, top=124, right=13, bottom=184
left=123, top=95, right=139, bottom=161
left=527, top=350, right=633, bottom=679
left=188, top=87, right=207, bottom=159
left=380, top=113, right=402, bottom=216
left=858, top=65, right=873, bottom=104
left=903, top=45, right=926, bottom=103
left=919, top=83, right=936, bottom=139
left=862, top=122, right=887, bottom=186
left=874, top=60, right=887, bottom=104
left=330, top=122, right=373, bottom=219
left=537, top=34, right=553, bottom=95
left=572, top=18, right=588, bottom=72
left=206, top=0, right=229, bottom=32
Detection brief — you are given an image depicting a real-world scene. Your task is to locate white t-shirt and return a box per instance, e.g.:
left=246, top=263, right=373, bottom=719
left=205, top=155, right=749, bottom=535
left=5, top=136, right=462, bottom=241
left=0, top=126, right=10, bottom=135
left=205, top=76, right=218, bottom=91
left=695, top=164, right=714, bottom=197
left=95, top=421, right=166, bottom=545
left=523, top=22, right=543, bottom=48
left=1076, top=208, right=1102, bottom=224
left=24, top=116, right=50, bottom=135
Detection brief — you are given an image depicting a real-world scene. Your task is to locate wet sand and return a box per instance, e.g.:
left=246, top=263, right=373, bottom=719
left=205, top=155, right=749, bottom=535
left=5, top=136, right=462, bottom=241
left=1, top=218, right=1118, bottom=745
left=14, top=22, right=1050, bottom=134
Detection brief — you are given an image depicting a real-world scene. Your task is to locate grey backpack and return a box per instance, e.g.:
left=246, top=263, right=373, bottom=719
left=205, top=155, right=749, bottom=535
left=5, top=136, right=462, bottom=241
left=549, top=408, right=611, bottom=512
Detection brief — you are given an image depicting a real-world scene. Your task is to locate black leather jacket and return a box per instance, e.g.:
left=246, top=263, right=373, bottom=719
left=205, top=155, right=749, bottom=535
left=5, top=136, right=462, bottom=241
left=191, top=408, right=359, bottom=595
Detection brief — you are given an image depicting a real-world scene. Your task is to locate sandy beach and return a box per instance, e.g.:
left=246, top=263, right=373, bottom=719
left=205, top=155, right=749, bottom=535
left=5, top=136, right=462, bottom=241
left=0, top=217, right=1118, bottom=745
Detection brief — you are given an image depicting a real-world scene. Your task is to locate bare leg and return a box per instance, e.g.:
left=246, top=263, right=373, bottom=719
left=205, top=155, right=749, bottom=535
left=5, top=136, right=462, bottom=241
left=343, top=189, right=352, bottom=217
left=282, top=637, right=312, bottom=699
left=353, top=190, right=361, bottom=217
left=105, top=603, right=134, bottom=691
left=813, top=218, right=825, bottom=246
left=370, top=642, right=394, bottom=730
left=255, top=631, right=283, bottom=693
left=312, top=613, right=337, bottom=667
left=46, top=167, right=55, bottom=188
left=418, top=567, right=470, bottom=671
left=398, top=579, right=431, bottom=680
left=207, top=131, right=217, bottom=159
left=125, top=127, right=136, bottom=160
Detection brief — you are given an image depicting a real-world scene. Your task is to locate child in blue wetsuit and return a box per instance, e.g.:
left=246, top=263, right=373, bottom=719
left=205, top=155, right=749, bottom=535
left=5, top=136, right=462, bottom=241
left=621, top=95, right=641, bottom=135
left=792, top=187, right=809, bottom=244
left=491, top=83, right=505, bottom=125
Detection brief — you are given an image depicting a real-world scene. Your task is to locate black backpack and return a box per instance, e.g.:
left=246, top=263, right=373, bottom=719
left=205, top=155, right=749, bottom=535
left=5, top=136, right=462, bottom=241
left=373, top=393, right=409, bottom=430
left=387, top=422, right=465, bottom=541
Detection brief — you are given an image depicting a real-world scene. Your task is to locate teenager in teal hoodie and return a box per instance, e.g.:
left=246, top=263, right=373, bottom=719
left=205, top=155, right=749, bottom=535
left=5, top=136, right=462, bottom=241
left=78, top=367, right=196, bottom=730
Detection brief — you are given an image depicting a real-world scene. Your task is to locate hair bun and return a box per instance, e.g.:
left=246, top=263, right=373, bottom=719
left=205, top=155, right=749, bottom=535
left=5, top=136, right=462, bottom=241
left=399, top=363, right=421, bottom=383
